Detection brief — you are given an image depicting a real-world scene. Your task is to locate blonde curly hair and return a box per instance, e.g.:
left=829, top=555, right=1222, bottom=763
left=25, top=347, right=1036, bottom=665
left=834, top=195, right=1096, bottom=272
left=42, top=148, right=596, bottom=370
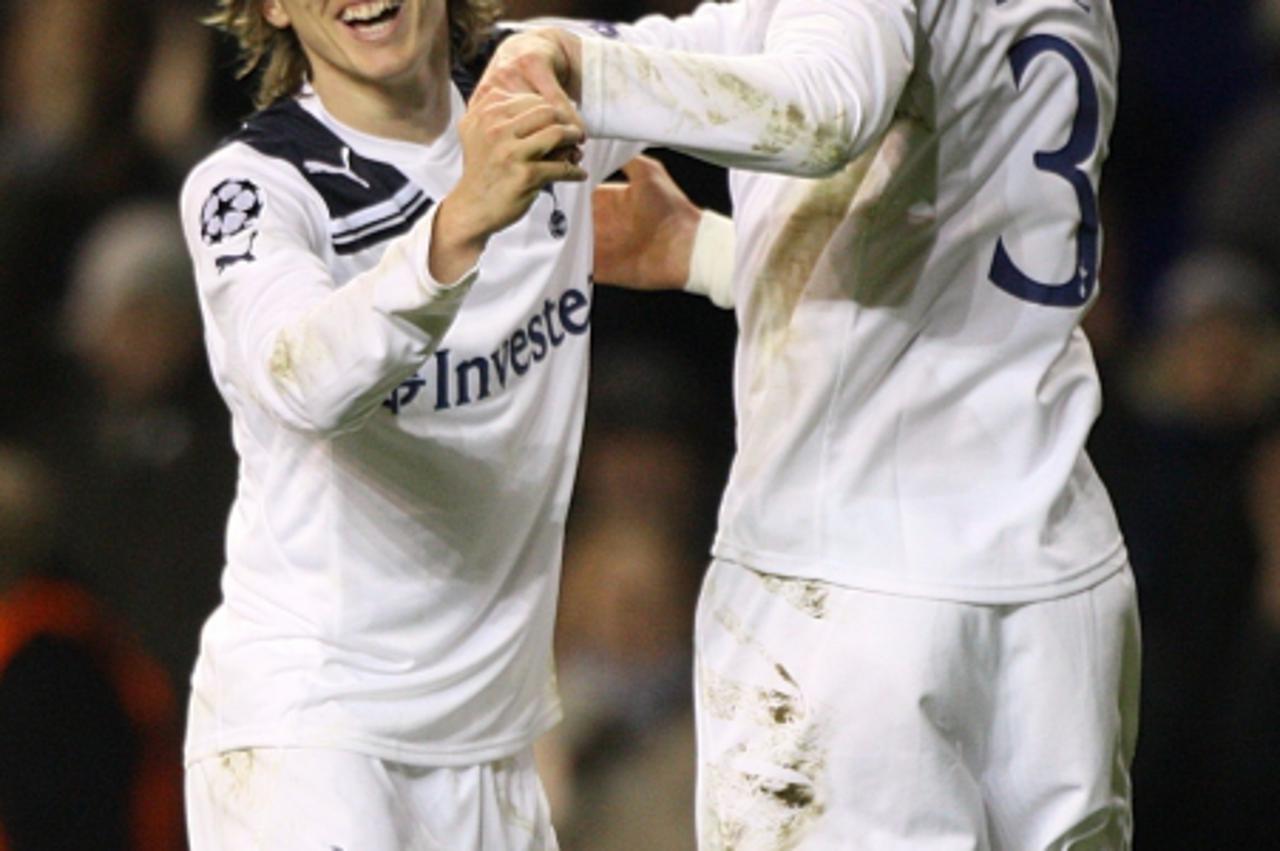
left=205, top=0, right=504, bottom=108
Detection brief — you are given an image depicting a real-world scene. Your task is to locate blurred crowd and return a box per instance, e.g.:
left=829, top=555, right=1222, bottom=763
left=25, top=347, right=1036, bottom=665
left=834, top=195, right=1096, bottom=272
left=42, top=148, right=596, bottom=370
left=0, top=0, right=1277, bottom=848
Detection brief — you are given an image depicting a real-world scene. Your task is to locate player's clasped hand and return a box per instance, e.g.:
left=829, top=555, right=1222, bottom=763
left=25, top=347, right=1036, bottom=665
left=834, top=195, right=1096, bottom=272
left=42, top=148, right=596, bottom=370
left=473, top=28, right=583, bottom=111
left=430, top=88, right=587, bottom=282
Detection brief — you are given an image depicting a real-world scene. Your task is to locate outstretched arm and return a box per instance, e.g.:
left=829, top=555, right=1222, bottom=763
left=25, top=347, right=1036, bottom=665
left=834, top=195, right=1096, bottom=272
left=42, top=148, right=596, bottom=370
left=481, top=0, right=917, bottom=177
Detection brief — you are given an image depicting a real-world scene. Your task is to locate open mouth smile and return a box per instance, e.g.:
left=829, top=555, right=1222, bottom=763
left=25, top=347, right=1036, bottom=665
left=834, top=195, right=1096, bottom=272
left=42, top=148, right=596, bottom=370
left=338, top=0, right=405, bottom=38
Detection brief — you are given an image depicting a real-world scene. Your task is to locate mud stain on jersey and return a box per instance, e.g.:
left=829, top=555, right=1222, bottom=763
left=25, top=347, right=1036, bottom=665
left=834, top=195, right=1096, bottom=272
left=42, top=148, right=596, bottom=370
left=601, top=46, right=850, bottom=172
left=601, top=45, right=708, bottom=132
left=270, top=328, right=331, bottom=388
left=839, top=116, right=937, bottom=309
left=688, top=63, right=849, bottom=173
left=753, top=102, right=849, bottom=175
left=666, top=56, right=849, bottom=172
left=759, top=575, right=830, bottom=620
left=748, top=154, right=870, bottom=383
left=269, top=336, right=296, bottom=382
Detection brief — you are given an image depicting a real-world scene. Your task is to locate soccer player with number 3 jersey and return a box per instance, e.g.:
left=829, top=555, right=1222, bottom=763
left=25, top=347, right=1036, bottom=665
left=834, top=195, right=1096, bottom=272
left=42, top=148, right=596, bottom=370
left=483, top=0, right=1140, bottom=847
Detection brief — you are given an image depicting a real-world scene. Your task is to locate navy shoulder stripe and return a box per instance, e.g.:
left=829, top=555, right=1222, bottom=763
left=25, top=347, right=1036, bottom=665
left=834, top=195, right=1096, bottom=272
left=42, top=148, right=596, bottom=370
left=225, top=34, right=514, bottom=256
left=227, top=100, right=433, bottom=256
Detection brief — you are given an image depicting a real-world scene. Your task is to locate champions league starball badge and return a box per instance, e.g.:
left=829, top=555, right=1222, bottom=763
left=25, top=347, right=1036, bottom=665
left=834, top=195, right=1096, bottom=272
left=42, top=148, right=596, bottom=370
left=201, top=178, right=264, bottom=246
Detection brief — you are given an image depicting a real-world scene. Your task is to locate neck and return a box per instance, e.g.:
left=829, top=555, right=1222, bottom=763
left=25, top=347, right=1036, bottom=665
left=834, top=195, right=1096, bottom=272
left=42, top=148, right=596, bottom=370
left=311, top=42, right=453, bottom=144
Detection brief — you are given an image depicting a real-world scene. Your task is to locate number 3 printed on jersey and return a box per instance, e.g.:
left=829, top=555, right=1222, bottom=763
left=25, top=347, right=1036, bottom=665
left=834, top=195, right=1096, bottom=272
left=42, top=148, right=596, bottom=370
left=989, top=34, right=1101, bottom=308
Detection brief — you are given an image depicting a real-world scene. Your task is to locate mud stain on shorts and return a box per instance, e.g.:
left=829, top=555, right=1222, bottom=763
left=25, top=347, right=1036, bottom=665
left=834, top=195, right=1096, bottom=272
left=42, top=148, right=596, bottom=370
left=759, top=575, right=830, bottom=620
left=701, top=610, right=827, bottom=849
left=494, top=756, right=542, bottom=841
left=701, top=661, right=804, bottom=728
left=702, top=718, right=828, bottom=851
left=216, top=749, right=259, bottom=809
left=220, top=750, right=254, bottom=786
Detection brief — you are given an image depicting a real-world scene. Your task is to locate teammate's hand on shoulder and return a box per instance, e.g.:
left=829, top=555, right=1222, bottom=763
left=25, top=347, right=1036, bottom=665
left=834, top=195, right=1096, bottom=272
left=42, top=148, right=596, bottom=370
left=593, top=155, right=702, bottom=290
left=430, top=87, right=587, bottom=283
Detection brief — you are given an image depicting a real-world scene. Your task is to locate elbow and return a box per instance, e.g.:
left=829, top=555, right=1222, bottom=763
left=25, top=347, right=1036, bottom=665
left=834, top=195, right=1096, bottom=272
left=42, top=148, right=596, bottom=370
left=725, top=110, right=854, bottom=178
left=772, top=83, right=862, bottom=176
left=266, top=389, right=369, bottom=439
left=762, top=116, right=857, bottom=177
left=794, top=140, right=857, bottom=177
left=294, top=403, right=365, bottom=440
left=261, top=335, right=370, bottom=437
left=780, top=52, right=900, bottom=176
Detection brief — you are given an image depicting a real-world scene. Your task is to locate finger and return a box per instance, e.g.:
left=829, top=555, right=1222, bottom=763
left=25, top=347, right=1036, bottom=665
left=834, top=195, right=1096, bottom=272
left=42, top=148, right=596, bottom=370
left=619, top=154, right=667, bottom=183
left=471, top=90, right=553, bottom=122
left=500, top=158, right=588, bottom=202
left=476, top=39, right=544, bottom=97
left=515, top=59, right=576, bottom=118
left=470, top=75, right=525, bottom=105
left=513, top=123, right=588, bottom=163
left=525, top=157, right=589, bottom=187
left=479, top=60, right=583, bottom=135
left=546, top=144, right=583, bottom=165
left=500, top=102, right=584, bottom=143
left=472, top=89, right=584, bottom=145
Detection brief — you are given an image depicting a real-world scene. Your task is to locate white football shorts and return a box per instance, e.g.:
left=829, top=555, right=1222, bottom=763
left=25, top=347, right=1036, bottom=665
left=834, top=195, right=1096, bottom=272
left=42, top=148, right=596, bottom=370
left=694, top=559, right=1140, bottom=850
left=185, top=745, right=558, bottom=850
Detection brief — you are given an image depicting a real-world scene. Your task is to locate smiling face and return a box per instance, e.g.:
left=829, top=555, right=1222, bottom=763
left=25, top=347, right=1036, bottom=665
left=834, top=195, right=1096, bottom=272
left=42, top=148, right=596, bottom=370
left=261, top=0, right=449, bottom=103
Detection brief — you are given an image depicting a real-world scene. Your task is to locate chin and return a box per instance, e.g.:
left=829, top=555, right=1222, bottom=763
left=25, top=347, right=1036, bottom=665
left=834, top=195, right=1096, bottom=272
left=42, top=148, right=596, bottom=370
left=350, top=48, right=423, bottom=84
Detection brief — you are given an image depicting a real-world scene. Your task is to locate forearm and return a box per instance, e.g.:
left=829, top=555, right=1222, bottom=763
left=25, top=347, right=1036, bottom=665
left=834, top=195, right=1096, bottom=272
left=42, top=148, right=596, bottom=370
left=252, top=206, right=474, bottom=435
left=580, top=0, right=915, bottom=176
left=519, top=0, right=759, bottom=55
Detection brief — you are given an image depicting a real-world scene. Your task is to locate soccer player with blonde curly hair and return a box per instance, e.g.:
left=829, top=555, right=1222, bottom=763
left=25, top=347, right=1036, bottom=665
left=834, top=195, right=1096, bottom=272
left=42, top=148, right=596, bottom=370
left=177, top=1, right=755, bottom=848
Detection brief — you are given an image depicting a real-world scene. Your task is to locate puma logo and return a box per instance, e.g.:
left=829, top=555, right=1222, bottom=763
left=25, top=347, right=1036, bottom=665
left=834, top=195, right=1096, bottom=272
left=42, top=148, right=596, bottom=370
left=303, top=146, right=371, bottom=189
left=216, top=231, right=259, bottom=273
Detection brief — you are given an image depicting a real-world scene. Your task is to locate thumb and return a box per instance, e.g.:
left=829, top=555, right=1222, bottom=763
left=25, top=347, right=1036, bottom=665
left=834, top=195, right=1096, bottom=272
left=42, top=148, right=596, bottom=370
left=619, top=154, right=666, bottom=184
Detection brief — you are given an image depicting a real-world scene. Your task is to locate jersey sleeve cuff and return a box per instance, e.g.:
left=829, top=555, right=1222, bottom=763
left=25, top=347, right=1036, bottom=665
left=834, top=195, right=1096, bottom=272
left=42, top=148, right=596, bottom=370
left=685, top=209, right=735, bottom=309
left=369, top=203, right=478, bottom=327
left=413, top=204, right=480, bottom=298
left=579, top=36, right=609, bottom=137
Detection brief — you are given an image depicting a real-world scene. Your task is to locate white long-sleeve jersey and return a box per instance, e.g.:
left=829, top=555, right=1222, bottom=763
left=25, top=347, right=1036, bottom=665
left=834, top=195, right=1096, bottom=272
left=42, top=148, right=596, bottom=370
left=583, top=0, right=1126, bottom=603
left=178, top=9, right=755, bottom=768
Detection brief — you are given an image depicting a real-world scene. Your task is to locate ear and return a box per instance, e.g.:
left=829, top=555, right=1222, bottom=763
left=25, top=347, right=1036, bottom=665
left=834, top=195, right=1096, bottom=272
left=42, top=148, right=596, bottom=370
left=262, top=0, right=292, bottom=30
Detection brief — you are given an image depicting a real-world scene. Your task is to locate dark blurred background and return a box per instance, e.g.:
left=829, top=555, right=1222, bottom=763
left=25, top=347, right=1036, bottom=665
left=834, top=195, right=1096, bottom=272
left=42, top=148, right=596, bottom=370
left=0, top=0, right=1277, bottom=848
